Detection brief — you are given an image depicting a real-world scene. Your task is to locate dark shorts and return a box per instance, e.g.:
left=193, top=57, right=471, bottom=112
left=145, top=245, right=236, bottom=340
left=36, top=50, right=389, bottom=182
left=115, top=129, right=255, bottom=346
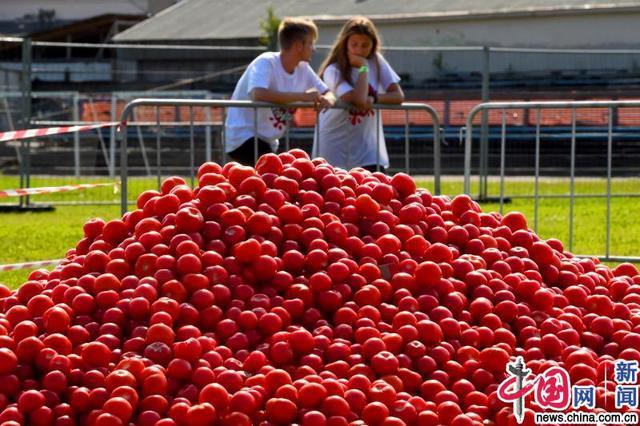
left=362, top=164, right=387, bottom=174
left=227, top=138, right=273, bottom=166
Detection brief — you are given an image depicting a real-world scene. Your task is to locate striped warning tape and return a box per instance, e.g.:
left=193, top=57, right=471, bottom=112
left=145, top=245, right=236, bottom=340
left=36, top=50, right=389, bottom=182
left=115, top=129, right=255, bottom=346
left=0, top=122, right=118, bottom=143
left=0, top=182, right=118, bottom=198
left=0, top=259, right=64, bottom=272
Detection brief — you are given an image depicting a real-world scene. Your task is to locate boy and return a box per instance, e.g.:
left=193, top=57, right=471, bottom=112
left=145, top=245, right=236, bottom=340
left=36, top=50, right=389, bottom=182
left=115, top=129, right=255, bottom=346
left=224, top=17, right=335, bottom=166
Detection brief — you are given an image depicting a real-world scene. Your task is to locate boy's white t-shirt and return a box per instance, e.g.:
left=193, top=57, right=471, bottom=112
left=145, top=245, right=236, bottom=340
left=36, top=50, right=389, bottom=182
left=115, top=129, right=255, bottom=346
left=225, top=52, right=329, bottom=153
left=312, top=54, right=400, bottom=169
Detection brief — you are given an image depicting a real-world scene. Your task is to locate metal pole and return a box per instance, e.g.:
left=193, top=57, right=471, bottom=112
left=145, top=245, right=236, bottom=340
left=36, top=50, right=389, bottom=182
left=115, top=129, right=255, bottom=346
left=20, top=37, right=32, bottom=208
left=434, top=121, right=441, bottom=196
left=204, top=100, right=212, bottom=162
left=534, top=109, right=541, bottom=233
left=464, top=111, right=475, bottom=195
left=156, top=108, right=161, bottom=191
left=120, top=120, right=128, bottom=216
left=253, top=107, right=258, bottom=164
left=21, top=38, right=32, bottom=127
left=109, top=96, right=117, bottom=177
left=189, top=106, right=195, bottom=187
left=499, top=109, right=506, bottom=214
left=285, top=115, right=291, bottom=152
left=479, top=46, right=490, bottom=200
left=88, top=96, right=111, bottom=172
left=347, top=123, right=352, bottom=169
left=569, top=108, right=576, bottom=251
left=376, top=107, right=381, bottom=172
left=24, top=138, right=31, bottom=206
left=222, top=105, right=228, bottom=164
left=136, top=121, right=151, bottom=176
left=73, top=93, right=80, bottom=177
left=404, top=110, right=409, bottom=174
left=315, top=109, right=320, bottom=159
left=606, top=107, right=613, bottom=259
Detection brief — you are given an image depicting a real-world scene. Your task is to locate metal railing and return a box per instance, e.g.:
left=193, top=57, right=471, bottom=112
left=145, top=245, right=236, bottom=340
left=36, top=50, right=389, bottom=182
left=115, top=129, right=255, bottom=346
left=119, top=98, right=442, bottom=215
left=464, top=100, right=640, bottom=263
left=0, top=90, right=225, bottom=207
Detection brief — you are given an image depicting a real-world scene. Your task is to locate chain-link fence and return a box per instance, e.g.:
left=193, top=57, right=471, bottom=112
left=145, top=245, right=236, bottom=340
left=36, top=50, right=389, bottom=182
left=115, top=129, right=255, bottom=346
left=2, top=37, right=640, bottom=207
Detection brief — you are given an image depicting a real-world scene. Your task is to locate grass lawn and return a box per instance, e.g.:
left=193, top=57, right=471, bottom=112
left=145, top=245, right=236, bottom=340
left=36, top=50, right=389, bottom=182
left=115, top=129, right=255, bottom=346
left=1, top=175, right=638, bottom=289
left=418, top=175, right=640, bottom=260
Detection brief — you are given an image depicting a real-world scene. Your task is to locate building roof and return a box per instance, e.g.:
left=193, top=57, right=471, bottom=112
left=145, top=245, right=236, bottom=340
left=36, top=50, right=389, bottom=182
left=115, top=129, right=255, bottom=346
left=29, top=14, right=144, bottom=41
left=114, top=0, right=640, bottom=42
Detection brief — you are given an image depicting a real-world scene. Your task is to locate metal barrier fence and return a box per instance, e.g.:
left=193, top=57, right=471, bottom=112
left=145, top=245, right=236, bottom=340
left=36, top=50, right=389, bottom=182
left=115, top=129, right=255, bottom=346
left=118, top=98, right=442, bottom=215
left=464, top=100, right=640, bottom=262
left=0, top=90, right=226, bottom=207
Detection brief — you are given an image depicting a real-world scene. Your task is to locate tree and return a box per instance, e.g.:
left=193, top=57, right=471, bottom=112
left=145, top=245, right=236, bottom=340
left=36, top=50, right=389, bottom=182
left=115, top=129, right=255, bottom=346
left=260, top=6, right=280, bottom=50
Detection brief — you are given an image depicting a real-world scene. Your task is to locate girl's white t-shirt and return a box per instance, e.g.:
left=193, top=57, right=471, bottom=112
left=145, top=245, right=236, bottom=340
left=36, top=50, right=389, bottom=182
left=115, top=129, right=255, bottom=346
left=225, top=52, right=328, bottom=153
left=312, top=54, right=400, bottom=169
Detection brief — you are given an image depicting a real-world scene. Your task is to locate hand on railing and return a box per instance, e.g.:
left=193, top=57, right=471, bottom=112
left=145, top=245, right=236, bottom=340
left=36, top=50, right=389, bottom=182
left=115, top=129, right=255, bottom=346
left=305, top=89, right=335, bottom=112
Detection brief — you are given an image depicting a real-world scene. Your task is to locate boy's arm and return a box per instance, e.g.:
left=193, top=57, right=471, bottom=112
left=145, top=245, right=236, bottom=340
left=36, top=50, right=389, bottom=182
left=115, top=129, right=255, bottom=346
left=250, top=88, right=318, bottom=104
left=251, top=88, right=335, bottom=111
left=317, top=90, right=336, bottom=111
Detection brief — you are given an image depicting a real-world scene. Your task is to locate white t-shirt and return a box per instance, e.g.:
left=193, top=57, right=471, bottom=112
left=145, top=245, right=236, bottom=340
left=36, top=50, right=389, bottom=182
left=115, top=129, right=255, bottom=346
left=312, top=54, right=400, bottom=169
left=225, top=52, right=329, bottom=153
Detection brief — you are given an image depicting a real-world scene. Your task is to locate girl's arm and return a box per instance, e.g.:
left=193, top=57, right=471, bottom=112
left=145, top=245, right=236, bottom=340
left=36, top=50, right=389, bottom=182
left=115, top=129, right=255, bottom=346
left=341, top=54, right=371, bottom=109
left=377, top=83, right=404, bottom=105
left=251, top=88, right=320, bottom=104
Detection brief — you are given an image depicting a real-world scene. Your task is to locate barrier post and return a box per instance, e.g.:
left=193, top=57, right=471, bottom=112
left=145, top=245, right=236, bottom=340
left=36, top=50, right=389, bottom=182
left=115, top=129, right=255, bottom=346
left=434, top=123, right=441, bottom=196
left=109, top=96, right=117, bottom=177
left=73, top=93, right=81, bottom=177
left=479, top=46, right=491, bottom=200
left=120, top=119, right=128, bottom=216
left=156, top=108, right=161, bottom=191
left=204, top=94, right=212, bottom=162
left=20, top=37, right=32, bottom=207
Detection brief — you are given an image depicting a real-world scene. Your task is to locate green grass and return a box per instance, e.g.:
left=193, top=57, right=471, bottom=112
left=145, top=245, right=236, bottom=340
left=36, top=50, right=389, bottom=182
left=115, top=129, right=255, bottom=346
left=417, top=176, right=640, bottom=261
left=1, top=175, right=638, bottom=289
left=0, top=175, right=167, bottom=205
left=0, top=205, right=121, bottom=288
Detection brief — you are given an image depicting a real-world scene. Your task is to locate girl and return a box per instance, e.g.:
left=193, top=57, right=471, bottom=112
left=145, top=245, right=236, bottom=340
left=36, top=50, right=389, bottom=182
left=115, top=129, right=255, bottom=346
left=313, top=17, right=404, bottom=173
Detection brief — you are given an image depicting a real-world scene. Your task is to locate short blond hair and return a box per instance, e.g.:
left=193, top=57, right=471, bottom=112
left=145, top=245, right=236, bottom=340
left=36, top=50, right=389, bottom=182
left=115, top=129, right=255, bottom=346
left=278, top=17, right=318, bottom=50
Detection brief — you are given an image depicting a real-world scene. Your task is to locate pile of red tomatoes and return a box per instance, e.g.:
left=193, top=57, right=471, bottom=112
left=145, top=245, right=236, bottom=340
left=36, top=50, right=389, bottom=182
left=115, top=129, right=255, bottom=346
left=0, top=149, right=639, bottom=425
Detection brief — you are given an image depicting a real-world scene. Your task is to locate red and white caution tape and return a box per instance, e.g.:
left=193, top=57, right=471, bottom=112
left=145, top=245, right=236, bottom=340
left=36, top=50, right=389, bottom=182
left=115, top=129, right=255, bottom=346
left=0, top=122, right=118, bottom=143
left=0, top=182, right=118, bottom=199
left=0, top=259, right=63, bottom=272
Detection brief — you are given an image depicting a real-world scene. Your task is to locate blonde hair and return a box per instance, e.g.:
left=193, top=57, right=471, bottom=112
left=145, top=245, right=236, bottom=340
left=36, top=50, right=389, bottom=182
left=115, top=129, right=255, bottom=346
left=319, top=16, right=381, bottom=85
left=278, top=17, right=318, bottom=50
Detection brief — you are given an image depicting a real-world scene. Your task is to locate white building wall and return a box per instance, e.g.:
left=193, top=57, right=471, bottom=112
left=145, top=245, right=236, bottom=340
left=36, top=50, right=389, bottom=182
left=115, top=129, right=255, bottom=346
left=311, top=11, right=640, bottom=80
left=315, top=11, right=640, bottom=48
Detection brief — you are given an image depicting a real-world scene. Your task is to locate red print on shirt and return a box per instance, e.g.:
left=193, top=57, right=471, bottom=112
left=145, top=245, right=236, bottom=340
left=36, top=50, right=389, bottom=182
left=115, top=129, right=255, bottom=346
left=349, top=84, right=378, bottom=126
left=269, top=107, right=296, bottom=130
left=349, top=109, right=375, bottom=125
